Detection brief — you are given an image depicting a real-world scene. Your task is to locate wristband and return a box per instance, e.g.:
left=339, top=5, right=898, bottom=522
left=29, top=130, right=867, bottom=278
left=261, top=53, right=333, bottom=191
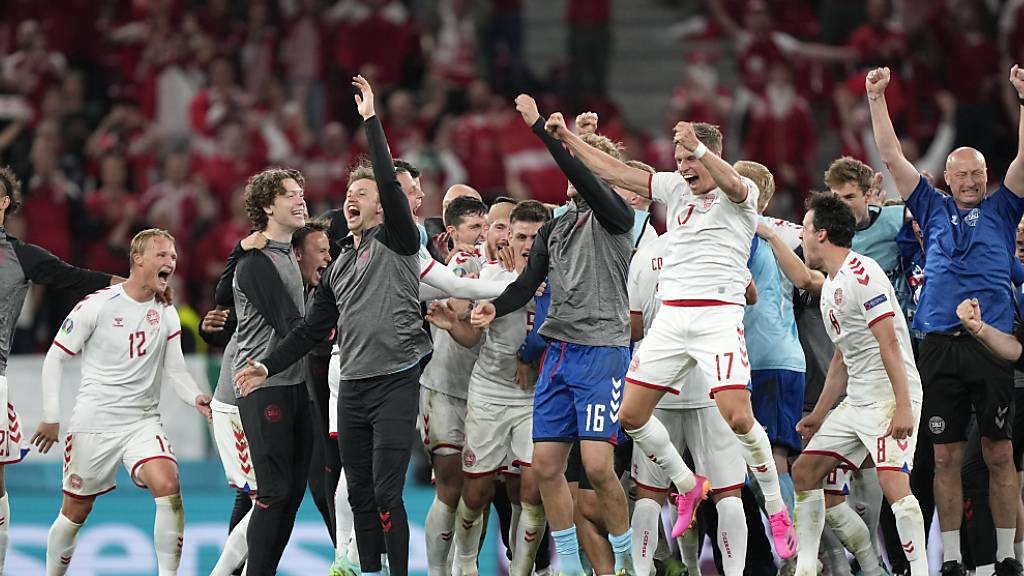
left=693, top=142, right=708, bottom=160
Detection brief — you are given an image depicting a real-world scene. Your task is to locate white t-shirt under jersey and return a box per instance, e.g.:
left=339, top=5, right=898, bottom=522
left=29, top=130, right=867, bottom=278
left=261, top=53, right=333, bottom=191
left=467, top=262, right=535, bottom=406
left=627, top=234, right=714, bottom=409
left=819, top=251, right=922, bottom=406
left=52, top=285, right=182, bottom=432
left=419, top=251, right=485, bottom=400
left=647, top=172, right=759, bottom=305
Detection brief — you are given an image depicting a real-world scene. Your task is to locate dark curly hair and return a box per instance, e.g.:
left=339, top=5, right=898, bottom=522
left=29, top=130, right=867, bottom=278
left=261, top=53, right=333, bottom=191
left=0, top=165, right=22, bottom=217
left=244, top=168, right=305, bottom=231
left=806, top=192, right=856, bottom=248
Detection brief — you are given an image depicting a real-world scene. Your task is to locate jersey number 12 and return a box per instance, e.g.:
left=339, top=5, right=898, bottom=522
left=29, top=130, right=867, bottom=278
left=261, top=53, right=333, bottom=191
left=129, top=331, right=148, bottom=358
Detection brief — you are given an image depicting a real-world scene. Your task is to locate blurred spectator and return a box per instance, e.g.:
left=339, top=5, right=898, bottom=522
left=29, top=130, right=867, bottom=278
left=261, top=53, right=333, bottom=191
left=282, top=0, right=328, bottom=135
left=743, top=62, right=817, bottom=207
left=2, top=20, right=66, bottom=116
left=303, top=121, right=351, bottom=214
left=83, top=153, right=137, bottom=275
left=478, top=0, right=526, bottom=94
left=327, top=0, right=420, bottom=89
left=424, top=0, right=478, bottom=88
left=195, top=119, right=266, bottom=214
left=451, top=80, right=506, bottom=197
left=21, top=126, right=79, bottom=262
left=141, top=150, right=213, bottom=242
left=669, top=52, right=733, bottom=130
left=192, top=188, right=251, bottom=311
left=189, top=57, right=249, bottom=137
left=847, top=0, right=906, bottom=69
left=241, top=1, right=279, bottom=97
left=567, top=0, right=612, bottom=108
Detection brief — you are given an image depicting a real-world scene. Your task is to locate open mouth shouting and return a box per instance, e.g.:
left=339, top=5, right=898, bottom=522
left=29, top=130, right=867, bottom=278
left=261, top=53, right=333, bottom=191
left=156, top=266, right=173, bottom=289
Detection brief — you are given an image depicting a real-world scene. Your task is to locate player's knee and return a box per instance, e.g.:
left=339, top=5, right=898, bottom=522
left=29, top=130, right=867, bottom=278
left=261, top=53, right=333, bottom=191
left=61, top=497, right=95, bottom=524
left=373, top=485, right=404, bottom=512
left=933, top=445, right=964, bottom=472
left=723, top=410, right=755, bottom=434
left=617, top=407, right=646, bottom=432
left=981, top=438, right=1015, bottom=470
left=790, top=459, right=817, bottom=492
left=148, top=476, right=181, bottom=498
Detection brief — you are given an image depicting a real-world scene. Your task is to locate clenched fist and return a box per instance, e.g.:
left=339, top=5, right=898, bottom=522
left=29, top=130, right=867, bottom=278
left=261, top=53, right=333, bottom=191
left=865, top=67, right=890, bottom=100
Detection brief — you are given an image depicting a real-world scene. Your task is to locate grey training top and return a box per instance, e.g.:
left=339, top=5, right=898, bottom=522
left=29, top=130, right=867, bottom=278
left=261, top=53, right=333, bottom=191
left=232, top=240, right=306, bottom=393
left=0, top=228, right=112, bottom=377
left=214, top=334, right=239, bottom=404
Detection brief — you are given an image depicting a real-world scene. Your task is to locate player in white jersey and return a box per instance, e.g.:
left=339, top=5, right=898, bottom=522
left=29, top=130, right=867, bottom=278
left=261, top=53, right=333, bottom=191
left=30, top=229, right=211, bottom=576
left=789, top=194, right=928, bottom=576
left=418, top=195, right=492, bottom=574
left=556, top=119, right=796, bottom=556
left=626, top=232, right=750, bottom=576
left=424, top=200, right=550, bottom=576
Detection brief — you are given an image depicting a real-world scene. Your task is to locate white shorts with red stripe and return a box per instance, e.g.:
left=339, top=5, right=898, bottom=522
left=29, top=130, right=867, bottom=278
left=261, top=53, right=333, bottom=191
left=631, top=406, right=746, bottom=494
left=462, top=398, right=532, bottom=477
left=211, top=398, right=257, bottom=493
left=418, top=387, right=466, bottom=457
left=0, top=376, right=27, bottom=464
left=62, top=418, right=177, bottom=498
left=626, top=303, right=751, bottom=397
left=803, top=400, right=920, bottom=475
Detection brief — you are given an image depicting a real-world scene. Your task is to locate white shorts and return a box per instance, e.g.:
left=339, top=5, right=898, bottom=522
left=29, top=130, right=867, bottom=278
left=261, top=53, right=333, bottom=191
left=62, top=419, right=177, bottom=497
left=463, top=398, right=532, bottom=476
left=626, top=304, right=751, bottom=397
left=418, top=387, right=466, bottom=456
left=0, top=376, right=26, bottom=464
left=631, top=406, right=747, bottom=494
left=805, top=401, right=921, bottom=475
left=329, top=351, right=340, bottom=437
left=211, top=398, right=258, bottom=493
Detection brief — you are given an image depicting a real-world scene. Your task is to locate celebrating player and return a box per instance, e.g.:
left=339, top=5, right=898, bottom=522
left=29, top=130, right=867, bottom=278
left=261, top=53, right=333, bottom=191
left=555, top=119, right=796, bottom=556
left=790, top=194, right=927, bottom=576
left=34, top=229, right=211, bottom=576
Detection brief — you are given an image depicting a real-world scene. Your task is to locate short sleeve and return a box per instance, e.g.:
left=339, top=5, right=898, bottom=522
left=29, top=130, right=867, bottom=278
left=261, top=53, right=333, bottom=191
left=627, top=258, right=646, bottom=314
left=992, top=182, right=1024, bottom=230
left=734, top=176, right=760, bottom=212
left=852, top=262, right=897, bottom=328
left=904, top=175, right=941, bottom=230
left=419, top=246, right=437, bottom=279
left=649, top=171, right=686, bottom=204
left=52, top=296, right=101, bottom=356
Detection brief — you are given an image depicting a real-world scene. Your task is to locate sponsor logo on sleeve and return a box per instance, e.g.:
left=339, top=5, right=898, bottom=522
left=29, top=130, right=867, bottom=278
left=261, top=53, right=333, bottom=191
left=864, top=294, right=888, bottom=311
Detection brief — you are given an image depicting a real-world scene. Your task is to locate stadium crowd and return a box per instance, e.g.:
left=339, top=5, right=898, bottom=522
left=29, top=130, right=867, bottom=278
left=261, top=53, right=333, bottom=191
left=7, top=1, right=1024, bottom=576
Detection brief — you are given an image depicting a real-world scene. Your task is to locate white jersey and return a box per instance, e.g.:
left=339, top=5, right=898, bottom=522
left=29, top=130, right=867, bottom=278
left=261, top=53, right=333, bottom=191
left=763, top=216, right=803, bottom=250
left=52, top=285, right=182, bottom=432
left=627, top=235, right=714, bottom=409
left=819, top=251, right=922, bottom=406
left=467, top=263, right=535, bottom=406
left=648, top=172, right=759, bottom=304
left=420, top=251, right=485, bottom=400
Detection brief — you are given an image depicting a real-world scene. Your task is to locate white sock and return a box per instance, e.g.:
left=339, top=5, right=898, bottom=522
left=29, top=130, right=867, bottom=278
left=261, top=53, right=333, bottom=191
left=210, top=507, right=250, bottom=576
left=154, top=494, right=185, bottom=575
left=892, top=495, right=929, bottom=576
left=631, top=498, right=661, bottom=576
left=454, top=500, right=484, bottom=575
left=335, top=469, right=354, bottom=561
left=849, top=468, right=883, bottom=553
left=1015, top=539, right=1023, bottom=563
left=676, top=505, right=702, bottom=576
left=509, top=503, right=522, bottom=558
left=46, top=513, right=82, bottom=576
left=654, top=519, right=671, bottom=562
left=626, top=416, right=696, bottom=492
left=346, top=532, right=360, bottom=564
left=795, top=489, right=825, bottom=576
left=826, top=503, right=880, bottom=576
left=425, top=496, right=457, bottom=575
left=716, top=496, right=748, bottom=576
left=822, top=527, right=853, bottom=576
left=997, top=528, right=1016, bottom=562
left=942, top=530, right=962, bottom=563
left=0, top=493, right=9, bottom=574
left=736, top=425, right=785, bottom=516
left=510, top=503, right=546, bottom=576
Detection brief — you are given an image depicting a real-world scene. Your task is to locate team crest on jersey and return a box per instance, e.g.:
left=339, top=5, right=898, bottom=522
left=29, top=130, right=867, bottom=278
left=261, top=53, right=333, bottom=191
left=965, top=208, right=980, bottom=227
left=113, top=317, right=124, bottom=328
left=833, top=288, right=844, bottom=305
left=630, top=353, right=640, bottom=373
left=146, top=309, right=160, bottom=326
left=68, top=474, right=83, bottom=490
left=702, top=193, right=717, bottom=210
left=62, top=318, right=74, bottom=334
left=463, top=449, right=476, bottom=468
left=264, top=404, right=282, bottom=423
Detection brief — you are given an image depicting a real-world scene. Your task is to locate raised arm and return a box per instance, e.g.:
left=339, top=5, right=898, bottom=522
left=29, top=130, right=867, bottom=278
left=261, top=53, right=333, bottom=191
left=513, top=95, right=632, bottom=234
left=355, top=75, right=420, bottom=255
left=674, top=121, right=748, bottom=203
left=552, top=117, right=650, bottom=195
left=866, top=67, right=923, bottom=200
left=1004, top=65, right=1024, bottom=196
left=14, top=239, right=114, bottom=294
left=756, top=221, right=824, bottom=294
